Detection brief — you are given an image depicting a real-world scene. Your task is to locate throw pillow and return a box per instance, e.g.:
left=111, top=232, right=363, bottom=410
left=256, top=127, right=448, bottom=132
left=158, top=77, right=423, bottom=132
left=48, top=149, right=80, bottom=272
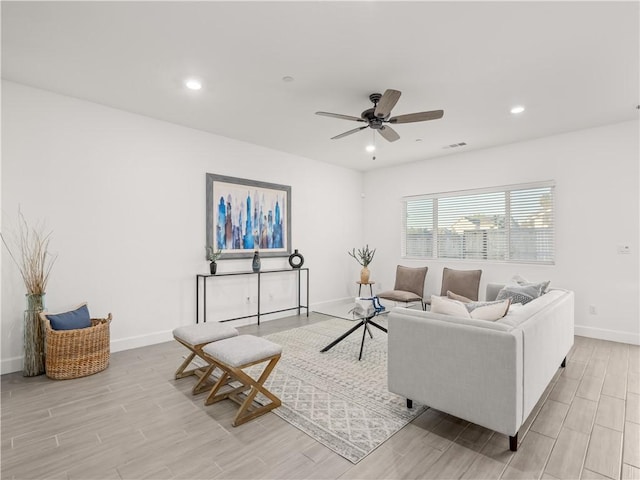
left=496, top=284, right=542, bottom=305
left=45, top=303, right=92, bottom=331
left=430, top=295, right=471, bottom=318
left=446, top=291, right=473, bottom=303
left=465, top=298, right=511, bottom=321
left=511, top=274, right=550, bottom=295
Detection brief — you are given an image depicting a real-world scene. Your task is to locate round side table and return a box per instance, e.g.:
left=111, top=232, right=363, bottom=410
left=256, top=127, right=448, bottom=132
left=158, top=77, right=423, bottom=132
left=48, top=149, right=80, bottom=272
left=356, top=281, right=375, bottom=297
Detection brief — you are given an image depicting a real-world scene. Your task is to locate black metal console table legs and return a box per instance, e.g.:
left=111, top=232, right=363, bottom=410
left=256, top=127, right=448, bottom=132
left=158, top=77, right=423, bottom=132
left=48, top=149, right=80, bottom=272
left=196, top=268, right=309, bottom=324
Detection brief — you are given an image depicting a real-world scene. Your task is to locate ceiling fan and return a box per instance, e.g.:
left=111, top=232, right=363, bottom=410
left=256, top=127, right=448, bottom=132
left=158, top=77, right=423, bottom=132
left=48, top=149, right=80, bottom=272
left=316, top=89, right=443, bottom=143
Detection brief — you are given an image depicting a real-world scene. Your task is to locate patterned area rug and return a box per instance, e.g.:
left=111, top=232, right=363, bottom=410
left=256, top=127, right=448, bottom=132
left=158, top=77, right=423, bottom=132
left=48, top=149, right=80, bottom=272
left=249, top=317, right=427, bottom=464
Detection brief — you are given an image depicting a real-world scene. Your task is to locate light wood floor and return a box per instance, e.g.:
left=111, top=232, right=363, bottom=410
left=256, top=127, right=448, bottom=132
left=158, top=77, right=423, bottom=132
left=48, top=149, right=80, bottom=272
left=2, top=313, right=639, bottom=480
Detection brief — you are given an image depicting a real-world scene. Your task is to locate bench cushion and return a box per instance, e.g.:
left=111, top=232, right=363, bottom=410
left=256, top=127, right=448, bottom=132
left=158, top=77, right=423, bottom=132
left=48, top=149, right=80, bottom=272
left=173, top=323, right=238, bottom=346
left=203, top=335, right=282, bottom=367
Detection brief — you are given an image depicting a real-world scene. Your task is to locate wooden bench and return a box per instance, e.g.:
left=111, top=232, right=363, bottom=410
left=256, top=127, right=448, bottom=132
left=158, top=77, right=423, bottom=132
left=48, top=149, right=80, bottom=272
left=172, top=322, right=239, bottom=394
left=201, top=335, right=282, bottom=426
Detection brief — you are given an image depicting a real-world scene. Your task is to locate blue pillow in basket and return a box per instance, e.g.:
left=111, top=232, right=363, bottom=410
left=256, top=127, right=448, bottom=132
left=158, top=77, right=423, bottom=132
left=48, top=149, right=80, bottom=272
left=46, top=304, right=92, bottom=331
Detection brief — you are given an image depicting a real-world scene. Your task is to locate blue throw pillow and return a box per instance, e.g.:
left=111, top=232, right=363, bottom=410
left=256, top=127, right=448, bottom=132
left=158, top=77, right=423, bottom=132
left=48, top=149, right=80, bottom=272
left=46, top=304, right=92, bottom=331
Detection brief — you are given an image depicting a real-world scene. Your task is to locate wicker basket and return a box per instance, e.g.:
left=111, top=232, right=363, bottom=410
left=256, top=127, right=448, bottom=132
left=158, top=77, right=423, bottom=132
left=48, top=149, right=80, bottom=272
left=40, top=313, right=112, bottom=380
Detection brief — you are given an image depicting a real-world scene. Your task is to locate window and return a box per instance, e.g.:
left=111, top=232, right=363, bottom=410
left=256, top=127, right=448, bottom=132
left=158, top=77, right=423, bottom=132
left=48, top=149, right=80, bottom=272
left=402, top=182, right=555, bottom=264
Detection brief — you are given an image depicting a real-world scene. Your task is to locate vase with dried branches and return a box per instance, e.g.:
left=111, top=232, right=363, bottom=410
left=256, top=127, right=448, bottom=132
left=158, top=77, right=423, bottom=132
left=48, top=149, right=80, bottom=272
left=205, top=245, right=222, bottom=275
left=1, top=211, right=57, bottom=376
left=348, top=244, right=376, bottom=284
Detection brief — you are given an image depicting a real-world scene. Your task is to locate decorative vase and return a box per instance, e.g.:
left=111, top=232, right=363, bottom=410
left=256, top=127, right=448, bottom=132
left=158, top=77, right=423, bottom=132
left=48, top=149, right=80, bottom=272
left=209, top=261, right=217, bottom=275
left=252, top=250, right=261, bottom=272
left=360, top=266, right=370, bottom=284
left=24, top=293, right=46, bottom=377
left=288, top=249, right=304, bottom=269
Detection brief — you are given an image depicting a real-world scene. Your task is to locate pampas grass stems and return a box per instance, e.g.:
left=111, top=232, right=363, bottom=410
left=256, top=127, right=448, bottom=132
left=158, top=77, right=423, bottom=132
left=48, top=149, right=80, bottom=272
left=1, top=211, right=57, bottom=295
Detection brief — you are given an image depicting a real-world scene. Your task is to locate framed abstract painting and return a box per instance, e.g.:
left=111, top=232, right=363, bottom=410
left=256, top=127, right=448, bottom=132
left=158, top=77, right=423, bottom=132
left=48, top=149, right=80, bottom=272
left=206, top=173, right=291, bottom=258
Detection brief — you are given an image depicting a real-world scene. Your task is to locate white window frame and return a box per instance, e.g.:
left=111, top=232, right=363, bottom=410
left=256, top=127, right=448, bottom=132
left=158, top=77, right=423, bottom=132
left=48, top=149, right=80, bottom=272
left=401, top=181, right=555, bottom=265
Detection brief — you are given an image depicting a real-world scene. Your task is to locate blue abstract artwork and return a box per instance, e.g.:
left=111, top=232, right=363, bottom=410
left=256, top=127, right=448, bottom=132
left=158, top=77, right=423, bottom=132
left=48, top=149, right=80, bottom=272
left=206, top=174, right=291, bottom=258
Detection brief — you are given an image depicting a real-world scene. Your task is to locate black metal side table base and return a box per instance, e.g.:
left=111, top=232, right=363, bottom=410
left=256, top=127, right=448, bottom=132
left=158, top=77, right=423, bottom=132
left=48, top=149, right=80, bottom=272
left=320, top=317, right=387, bottom=360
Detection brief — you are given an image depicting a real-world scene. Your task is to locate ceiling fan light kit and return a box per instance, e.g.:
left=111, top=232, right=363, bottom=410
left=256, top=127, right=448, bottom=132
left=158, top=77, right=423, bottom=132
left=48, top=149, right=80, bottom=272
left=316, top=89, right=444, bottom=143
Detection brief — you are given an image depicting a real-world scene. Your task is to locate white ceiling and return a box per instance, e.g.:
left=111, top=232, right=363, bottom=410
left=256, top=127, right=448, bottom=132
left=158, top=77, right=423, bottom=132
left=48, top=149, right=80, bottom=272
left=2, top=1, right=639, bottom=171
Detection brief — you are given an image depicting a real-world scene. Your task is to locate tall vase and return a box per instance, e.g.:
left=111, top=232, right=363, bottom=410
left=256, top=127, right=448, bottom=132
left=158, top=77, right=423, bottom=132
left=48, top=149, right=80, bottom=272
left=24, top=293, right=46, bottom=377
left=360, top=266, right=370, bottom=284
left=252, top=251, right=261, bottom=272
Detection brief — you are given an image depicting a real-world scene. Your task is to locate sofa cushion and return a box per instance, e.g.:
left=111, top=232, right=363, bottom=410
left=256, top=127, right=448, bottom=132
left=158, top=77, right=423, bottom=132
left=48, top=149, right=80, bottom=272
left=379, top=290, right=423, bottom=302
left=496, top=289, right=567, bottom=328
left=465, top=298, right=511, bottom=321
left=430, top=295, right=471, bottom=318
left=391, top=307, right=512, bottom=332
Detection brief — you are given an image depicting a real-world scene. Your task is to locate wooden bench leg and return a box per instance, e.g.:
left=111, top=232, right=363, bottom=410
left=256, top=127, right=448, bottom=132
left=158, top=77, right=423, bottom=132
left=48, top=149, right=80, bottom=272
left=203, top=354, right=282, bottom=426
left=174, top=340, right=212, bottom=382
left=175, top=352, right=199, bottom=379
left=175, top=352, right=214, bottom=381
left=192, top=363, right=220, bottom=395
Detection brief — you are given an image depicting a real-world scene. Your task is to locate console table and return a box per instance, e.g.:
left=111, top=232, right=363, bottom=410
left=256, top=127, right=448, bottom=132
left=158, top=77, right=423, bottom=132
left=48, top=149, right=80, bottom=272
left=196, top=268, right=309, bottom=324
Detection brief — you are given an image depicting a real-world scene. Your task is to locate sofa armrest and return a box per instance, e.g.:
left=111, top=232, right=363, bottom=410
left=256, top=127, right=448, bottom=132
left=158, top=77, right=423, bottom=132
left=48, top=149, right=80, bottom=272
left=517, top=290, right=574, bottom=418
left=387, top=308, right=523, bottom=436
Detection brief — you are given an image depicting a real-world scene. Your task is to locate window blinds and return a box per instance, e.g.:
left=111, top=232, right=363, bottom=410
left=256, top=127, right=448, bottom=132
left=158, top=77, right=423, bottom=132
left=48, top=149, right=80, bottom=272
left=402, top=182, right=555, bottom=264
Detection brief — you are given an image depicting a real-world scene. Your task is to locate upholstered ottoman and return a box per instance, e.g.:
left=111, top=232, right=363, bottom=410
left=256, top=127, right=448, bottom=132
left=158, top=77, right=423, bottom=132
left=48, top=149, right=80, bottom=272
left=201, top=335, right=282, bottom=426
left=173, top=322, right=239, bottom=394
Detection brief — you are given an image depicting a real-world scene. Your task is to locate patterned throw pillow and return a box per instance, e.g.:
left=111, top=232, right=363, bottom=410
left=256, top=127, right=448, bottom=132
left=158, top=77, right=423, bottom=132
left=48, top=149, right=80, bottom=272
left=511, top=275, right=551, bottom=295
left=464, top=298, right=511, bottom=321
left=496, top=284, right=542, bottom=305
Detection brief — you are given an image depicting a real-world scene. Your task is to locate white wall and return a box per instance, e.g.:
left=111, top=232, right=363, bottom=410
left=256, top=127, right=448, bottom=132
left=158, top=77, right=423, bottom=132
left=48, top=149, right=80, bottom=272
left=1, top=81, right=365, bottom=373
left=363, top=120, right=640, bottom=344
left=3, top=81, right=637, bottom=374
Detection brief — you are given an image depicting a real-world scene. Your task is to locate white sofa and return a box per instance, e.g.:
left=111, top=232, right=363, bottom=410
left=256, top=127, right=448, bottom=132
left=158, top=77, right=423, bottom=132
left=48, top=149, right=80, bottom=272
left=387, top=285, right=574, bottom=451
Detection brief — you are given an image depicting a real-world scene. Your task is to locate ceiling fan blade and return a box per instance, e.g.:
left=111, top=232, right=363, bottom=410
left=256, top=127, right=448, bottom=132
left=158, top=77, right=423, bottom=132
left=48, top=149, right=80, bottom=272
left=316, top=111, right=365, bottom=123
left=377, top=125, right=400, bottom=142
left=374, top=89, right=401, bottom=118
left=331, top=126, right=368, bottom=140
left=388, top=110, right=444, bottom=124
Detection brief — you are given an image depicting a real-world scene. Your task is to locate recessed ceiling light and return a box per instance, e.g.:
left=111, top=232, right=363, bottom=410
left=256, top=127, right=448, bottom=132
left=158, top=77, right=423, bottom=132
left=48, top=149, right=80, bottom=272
left=510, top=105, right=525, bottom=114
left=365, top=145, right=376, bottom=153
left=185, top=79, right=202, bottom=90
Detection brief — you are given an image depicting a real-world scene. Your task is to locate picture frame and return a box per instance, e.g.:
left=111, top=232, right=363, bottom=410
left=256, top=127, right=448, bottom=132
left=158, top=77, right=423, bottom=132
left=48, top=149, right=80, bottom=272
left=206, top=173, right=291, bottom=259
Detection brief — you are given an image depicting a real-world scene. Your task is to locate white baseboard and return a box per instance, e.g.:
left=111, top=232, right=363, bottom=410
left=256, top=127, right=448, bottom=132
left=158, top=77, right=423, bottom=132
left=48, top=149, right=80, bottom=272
left=0, top=311, right=311, bottom=374
left=3, top=319, right=636, bottom=374
left=110, top=329, right=174, bottom=353
left=0, top=330, right=177, bottom=374
left=1, top=356, right=23, bottom=375
left=574, top=325, right=640, bottom=345
left=310, top=297, right=353, bottom=309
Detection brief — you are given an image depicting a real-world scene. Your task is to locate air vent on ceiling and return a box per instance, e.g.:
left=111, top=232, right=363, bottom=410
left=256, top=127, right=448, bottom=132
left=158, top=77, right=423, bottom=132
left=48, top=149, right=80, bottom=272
left=443, top=142, right=467, bottom=149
